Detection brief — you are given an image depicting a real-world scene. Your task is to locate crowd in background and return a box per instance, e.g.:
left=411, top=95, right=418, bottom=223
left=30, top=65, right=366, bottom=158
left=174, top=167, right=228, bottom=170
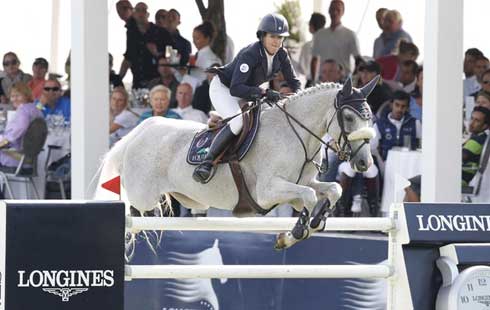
left=0, top=0, right=488, bottom=216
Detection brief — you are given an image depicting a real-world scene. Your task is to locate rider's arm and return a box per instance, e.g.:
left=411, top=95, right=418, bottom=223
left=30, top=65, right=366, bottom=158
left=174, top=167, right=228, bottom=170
left=229, top=52, right=263, bottom=100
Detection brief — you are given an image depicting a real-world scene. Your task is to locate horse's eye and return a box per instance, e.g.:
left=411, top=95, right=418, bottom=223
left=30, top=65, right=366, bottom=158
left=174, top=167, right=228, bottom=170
left=345, top=115, right=354, bottom=122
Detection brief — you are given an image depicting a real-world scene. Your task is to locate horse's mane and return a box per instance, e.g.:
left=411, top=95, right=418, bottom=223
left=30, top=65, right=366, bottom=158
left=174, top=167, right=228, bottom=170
left=270, top=82, right=342, bottom=111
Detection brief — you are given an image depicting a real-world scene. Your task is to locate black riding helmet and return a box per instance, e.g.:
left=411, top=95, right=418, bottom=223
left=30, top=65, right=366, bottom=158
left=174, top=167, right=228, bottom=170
left=256, top=13, right=290, bottom=39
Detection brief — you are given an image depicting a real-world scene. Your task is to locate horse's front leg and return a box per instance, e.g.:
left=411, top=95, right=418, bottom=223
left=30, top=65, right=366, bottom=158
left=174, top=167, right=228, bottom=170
left=256, top=177, right=318, bottom=250
left=306, top=180, right=342, bottom=234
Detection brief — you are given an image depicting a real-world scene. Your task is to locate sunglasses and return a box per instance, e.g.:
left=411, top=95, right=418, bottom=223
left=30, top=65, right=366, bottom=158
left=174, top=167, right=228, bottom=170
left=44, top=87, right=60, bottom=92
left=3, top=60, right=18, bottom=66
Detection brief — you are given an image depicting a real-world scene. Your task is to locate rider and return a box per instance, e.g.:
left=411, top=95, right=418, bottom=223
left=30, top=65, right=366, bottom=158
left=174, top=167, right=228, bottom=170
left=192, top=13, right=301, bottom=183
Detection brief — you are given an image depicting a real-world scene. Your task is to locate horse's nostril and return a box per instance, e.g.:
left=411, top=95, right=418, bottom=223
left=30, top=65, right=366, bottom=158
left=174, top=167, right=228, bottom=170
left=358, top=159, right=366, bottom=168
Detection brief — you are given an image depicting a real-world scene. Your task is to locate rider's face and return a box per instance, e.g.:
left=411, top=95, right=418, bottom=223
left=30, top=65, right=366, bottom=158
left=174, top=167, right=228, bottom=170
left=262, top=33, right=284, bottom=55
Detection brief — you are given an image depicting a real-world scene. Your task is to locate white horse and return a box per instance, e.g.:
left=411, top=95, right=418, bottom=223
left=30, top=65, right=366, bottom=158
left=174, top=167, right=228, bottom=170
left=96, top=77, right=379, bottom=249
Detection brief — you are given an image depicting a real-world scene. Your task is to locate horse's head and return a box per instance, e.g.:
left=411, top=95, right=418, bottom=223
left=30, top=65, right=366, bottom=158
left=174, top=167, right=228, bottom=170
left=333, top=75, right=379, bottom=172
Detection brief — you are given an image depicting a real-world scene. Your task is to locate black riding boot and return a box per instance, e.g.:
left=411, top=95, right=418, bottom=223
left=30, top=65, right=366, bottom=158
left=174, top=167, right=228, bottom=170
left=192, top=125, right=237, bottom=183
left=336, top=173, right=353, bottom=217
left=365, top=176, right=380, bottom=217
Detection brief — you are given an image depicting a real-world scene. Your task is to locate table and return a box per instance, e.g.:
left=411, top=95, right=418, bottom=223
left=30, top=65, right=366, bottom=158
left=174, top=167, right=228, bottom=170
left=381, top=148, right=422, bottom=214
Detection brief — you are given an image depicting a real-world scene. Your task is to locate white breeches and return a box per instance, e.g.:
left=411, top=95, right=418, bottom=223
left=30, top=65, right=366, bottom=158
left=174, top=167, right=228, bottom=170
left=338, top=161, right=379, bottom=178
left=209, top=76, right=243, bottom=135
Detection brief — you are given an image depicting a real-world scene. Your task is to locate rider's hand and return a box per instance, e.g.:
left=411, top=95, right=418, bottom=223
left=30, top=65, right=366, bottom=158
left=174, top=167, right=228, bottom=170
left=265, top=89, right=281, bottom=103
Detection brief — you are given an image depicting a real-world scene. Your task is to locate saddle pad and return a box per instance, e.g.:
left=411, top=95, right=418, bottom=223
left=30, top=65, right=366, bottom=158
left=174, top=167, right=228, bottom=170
left=186, top=105, right=261, bottom=165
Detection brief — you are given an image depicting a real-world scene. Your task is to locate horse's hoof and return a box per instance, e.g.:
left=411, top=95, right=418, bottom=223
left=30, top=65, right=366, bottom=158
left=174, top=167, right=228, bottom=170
left=274, top=232, right=297, bottom=250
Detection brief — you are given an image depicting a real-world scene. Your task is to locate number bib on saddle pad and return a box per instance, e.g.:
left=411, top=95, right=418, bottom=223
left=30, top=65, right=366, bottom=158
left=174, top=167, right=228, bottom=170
left=186, top=104, right=262, bottom=165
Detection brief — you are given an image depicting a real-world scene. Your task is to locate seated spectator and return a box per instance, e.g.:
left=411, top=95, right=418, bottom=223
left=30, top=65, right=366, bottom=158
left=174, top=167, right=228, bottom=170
left=398, top=60, right=418, bottom=93
left=139, top=85, right=181, bottom=122
left=372, top=90, right=422, bottom=171
left=147, top=55, right=179, bottom=108
left=192, top=62, right=220, bottom=114
left=475, top=91, right=490, bottom=109
left=34, top=79, right=71, bottom=121
left=27, top=58, right=48, bottom=100
left=376, top=40, right=419, bottom=81
left=110, top=87, right=139, bottom=146
left=0, top=82, right=43, bottom=168
left=474, top=55, right=490, bottom=88
left=319, top=59, right=341, bottom=83
left=357, top=60, right=392, bottom=115
left=409, top=67, right=423, bottom=121
left=0, top=52, right=32, bottom=104
left=172, top=83, right=207, bottom=123
left=462, top=106, right=490, bottom=186
left=190, top=21, right=222, bottom=84
left=109, top=53, right=123, bottom=89
left=470, top=69, right=490, bottom=101
left=463, top=48, right=484, bottom=97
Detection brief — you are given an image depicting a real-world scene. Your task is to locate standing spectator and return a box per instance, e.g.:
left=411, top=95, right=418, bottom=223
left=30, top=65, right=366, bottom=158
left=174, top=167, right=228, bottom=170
left=462, top=106, right=490, bottom=186
left=398, top=60, right=418, bottom=93
left=172, top=83, right=208, bottom=123
left=118, top=2, right=174, bottom=89
left=319, top=59, right=341, bottom=83
left=34, top=79, right=71, bottom=121
left=139, top=85, right=181, bottom=122
left=463, top=48, right=484, bottom=98
left=190, top=21, right=222, bottom=84
left=0, top=82, right=43, bottom=168
left=167, top=9, right=192, bottom=67
left=376, top=40, right=419, bottom=81
left=0, top=52, right=32, bottom=104
left=409, top=67, right=423, bottom=121
left=27, top=58, right=49, bottom=100
left=192, top=62, right=220, bottom=114
left=109, top=53, right=123, bottom=89
left=310, top=0, right=360, bottom=80
left=109, top=87, right=139, bottom=146
left=154, top=9, right=170, bottom=29
left=298, top=12, right=326, bottom=86
left=375, top=10, right=412, bottom=58
left=357, top=60, right=392, bottom=115
left=372, top=8, right=388, bottom=58
left=147, top=56, right=179, bottom=108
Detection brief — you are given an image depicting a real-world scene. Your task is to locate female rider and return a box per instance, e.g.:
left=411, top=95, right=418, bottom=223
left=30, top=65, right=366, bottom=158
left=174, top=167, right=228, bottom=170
left=193, top=13, right=301, bottom=183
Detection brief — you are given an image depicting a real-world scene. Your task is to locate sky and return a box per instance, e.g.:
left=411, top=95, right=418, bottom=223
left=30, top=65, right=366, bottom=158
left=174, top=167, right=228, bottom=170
left=1, top=0, right=489, bottom=81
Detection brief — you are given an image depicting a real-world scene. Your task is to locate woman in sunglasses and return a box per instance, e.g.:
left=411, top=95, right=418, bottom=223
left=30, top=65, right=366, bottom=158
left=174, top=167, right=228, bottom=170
left=0, top=52, right=32, bottom=105
left=0, top=82, right=42, bottom=167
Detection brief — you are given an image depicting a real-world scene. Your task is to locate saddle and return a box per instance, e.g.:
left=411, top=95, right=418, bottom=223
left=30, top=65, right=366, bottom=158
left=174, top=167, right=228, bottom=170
left=187, top=101, right=267, bottom=217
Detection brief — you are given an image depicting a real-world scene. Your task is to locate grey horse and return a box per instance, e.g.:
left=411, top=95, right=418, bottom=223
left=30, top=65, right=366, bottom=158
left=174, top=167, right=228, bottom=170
left=96, top=76, right=379, bottom=249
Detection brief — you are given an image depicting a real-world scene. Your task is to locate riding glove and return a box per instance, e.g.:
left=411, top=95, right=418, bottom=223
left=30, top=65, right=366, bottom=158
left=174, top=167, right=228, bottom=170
left=265, top=89, right=282, bottom=103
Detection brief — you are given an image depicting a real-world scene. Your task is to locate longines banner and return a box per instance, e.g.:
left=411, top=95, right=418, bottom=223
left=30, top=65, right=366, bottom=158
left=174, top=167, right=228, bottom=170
left=125, top=230, right=388, bottom=310
left=404, top=203, right=490, bottom=244
left=0, top=201, right=125, bottom=310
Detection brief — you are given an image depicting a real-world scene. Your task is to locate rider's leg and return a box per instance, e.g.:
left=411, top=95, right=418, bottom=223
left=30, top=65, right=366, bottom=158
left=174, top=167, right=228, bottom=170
left=192, top=76, right=243, bottom=183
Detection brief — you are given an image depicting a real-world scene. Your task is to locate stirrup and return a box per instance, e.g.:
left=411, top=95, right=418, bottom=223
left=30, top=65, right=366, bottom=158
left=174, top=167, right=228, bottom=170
left=192, top=162, right=217, bottom=184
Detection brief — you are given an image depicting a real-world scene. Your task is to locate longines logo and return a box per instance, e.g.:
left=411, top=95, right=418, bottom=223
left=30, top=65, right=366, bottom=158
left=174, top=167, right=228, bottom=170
left=416, top=214, right=490, bottom=232
left=17, top=269, right=114, bottom=302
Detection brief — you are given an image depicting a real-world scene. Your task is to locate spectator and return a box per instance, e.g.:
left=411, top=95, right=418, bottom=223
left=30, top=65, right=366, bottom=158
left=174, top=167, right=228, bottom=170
left=463, top=48, right=484, bottom=97
left=357, top=60, right=392, bottom=115
left=154, top=9, right=170, bottom=29
left=0, top=52, right=32, bottom=104
left=109, top=87, right=139, bottom=146
left=27, top=58, right=49, bottom=100
left=372, top=8, right=388, bottom=58
left=372, top=90, right=422, bottom=168
left=279, top=81, right=292, bottom=95
left=34, top=79, right=71, bottom=121
left=462, top=106, right=490, bottom=186
left=298, top=12, right=326, bottom=86
left=409, top=67, right=423, bottom=121
left=310, top=0, right=360, bottom=80
left=404, top=175, right=421, bottom=202
left=375, top=10, right=412, bottom=58
left=319, top=59, right=341, bottom=83
left=476, top=91, right=490, bottom=109
left=139, top=85, right=181, bottom=122
left=398, top=60, right=418, bottom=93
left=473, top=69, right=490, bottom=100
left=147, top=55, right=179, bottom=108
left=473, top=55, right=490, bottom=88
left=167, top=9, right=192, bottom=67
left=0, top=82, right=43, bottom=168
left=190, top=21, right=222, bottom=84
left=377, top=40, right=419, bottom=81
left=118, top=1, right=175, bottom=89
left=192, top=62, right=220, bottom=114
left=172, top=83, right=207, bottom=124
left=109, top=53, right=123, bottom=89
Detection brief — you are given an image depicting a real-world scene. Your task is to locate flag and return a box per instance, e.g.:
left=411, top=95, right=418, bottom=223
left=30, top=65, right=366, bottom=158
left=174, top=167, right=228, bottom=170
left=101, top=176, right=121, bottom=195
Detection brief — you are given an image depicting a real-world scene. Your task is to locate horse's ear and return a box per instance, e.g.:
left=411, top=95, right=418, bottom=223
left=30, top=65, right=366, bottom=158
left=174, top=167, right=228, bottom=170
left=360, top=75, right=380, bottom=98
left=342, top=76, right=353, bottom=97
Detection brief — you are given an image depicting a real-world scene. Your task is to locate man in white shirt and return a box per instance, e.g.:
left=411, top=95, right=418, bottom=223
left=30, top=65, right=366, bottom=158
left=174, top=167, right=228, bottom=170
left=172, top=83, right=208, bottom=123
left=298, top=13, right=326, bottom=86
